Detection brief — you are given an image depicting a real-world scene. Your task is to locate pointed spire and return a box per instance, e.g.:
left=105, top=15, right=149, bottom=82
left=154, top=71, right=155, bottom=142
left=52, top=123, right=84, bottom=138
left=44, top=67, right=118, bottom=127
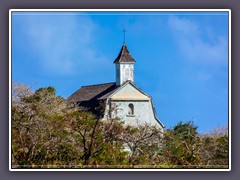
left=123, top=28, right=127, bottom=43
left=114, top=43, right=136, bottom=63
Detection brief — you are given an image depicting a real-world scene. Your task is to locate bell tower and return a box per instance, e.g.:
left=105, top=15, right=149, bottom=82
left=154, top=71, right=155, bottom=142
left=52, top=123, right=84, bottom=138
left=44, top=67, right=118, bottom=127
left=114, top=43, right=136, bottom=86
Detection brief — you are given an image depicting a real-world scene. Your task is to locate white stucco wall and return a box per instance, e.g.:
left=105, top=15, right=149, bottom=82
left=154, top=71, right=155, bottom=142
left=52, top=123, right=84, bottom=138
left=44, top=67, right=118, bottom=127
left=116, top=63, right=134, bottom=86
left=111, top=100, right=161, bottom=127
left=102, top=82, right=163, bottom=130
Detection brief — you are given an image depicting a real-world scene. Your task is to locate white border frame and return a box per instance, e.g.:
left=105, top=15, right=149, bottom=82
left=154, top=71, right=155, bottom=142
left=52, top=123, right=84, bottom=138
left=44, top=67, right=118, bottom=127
left=9, top=9, right=231, bottom=171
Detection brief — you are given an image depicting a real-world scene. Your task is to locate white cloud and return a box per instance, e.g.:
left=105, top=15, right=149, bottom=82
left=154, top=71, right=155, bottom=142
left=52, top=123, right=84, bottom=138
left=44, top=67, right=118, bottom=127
left=16, top=13, right=109, bottom=76
left=168, top=16, right=199, bottom=35
left=168, top=16, right=228, bottom=66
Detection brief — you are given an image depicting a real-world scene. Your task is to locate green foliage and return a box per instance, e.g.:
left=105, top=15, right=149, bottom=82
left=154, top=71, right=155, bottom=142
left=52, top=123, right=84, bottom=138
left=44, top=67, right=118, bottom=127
left=163, top=121, right=205, bottom=167
left=11, top=83, right=229, bottom=169
left=173, top=121, right=198, bottom=141
left=35, top=86, right=56, bottom=95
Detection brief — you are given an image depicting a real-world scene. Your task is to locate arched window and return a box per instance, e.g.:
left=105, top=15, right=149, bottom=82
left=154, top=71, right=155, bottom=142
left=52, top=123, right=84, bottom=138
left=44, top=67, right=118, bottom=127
left=128, top=103, right=134, bottom=115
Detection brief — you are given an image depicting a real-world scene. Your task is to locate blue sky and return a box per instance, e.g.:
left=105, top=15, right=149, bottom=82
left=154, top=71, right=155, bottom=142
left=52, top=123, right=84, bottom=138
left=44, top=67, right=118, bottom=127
left=12, top=11, right=229, bottom=133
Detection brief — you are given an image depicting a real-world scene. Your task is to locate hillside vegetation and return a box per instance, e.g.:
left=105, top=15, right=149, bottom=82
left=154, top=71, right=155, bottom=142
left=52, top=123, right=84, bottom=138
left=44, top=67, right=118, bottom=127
left=11, top=83, right=229, bottom=168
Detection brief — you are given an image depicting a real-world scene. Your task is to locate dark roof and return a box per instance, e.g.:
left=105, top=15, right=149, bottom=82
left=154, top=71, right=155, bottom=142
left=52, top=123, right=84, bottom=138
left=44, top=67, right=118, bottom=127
left=98, top=86, right=120, bottom=100
left=67, top=82, right=117, bottom=103
left=113, top=43, right=136, bottom=63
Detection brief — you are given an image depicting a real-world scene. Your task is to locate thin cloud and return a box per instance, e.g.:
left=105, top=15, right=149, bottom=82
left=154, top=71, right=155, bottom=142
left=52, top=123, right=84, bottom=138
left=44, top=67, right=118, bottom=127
left=14, top=13, right=109, bottom=76
left=168, top=16, right=228, bottom=66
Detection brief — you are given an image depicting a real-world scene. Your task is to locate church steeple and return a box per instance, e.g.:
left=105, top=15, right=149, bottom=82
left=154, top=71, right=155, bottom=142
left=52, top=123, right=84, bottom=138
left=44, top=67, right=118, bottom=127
left=114, top=43, right=136, bottom=86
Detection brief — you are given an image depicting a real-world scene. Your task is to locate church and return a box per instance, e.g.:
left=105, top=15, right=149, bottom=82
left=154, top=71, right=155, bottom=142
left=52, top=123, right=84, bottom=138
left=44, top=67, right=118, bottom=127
left=67, top=43, right=164, bottom=130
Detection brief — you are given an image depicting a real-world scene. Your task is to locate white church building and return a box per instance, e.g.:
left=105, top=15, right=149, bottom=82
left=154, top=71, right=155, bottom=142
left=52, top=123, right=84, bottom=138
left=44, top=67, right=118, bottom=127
left=68, top=43, right=164, bottom=130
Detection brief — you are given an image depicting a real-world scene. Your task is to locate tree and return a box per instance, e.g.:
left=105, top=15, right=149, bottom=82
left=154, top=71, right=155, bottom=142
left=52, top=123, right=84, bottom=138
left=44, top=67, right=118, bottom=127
left=12, top=83, right=67, bottom=167
left=199, top=126, right=229, bottom=167
left=162, top=121, right=202, bottom=167
left=63, top=110, right=129, bottom=167
left=11, top=83, right=228, bottom=168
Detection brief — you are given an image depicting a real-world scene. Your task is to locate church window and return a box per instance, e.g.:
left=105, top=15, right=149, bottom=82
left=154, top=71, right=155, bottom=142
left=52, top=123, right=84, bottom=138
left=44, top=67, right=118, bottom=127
left=128, top=103, right=134, bottom=115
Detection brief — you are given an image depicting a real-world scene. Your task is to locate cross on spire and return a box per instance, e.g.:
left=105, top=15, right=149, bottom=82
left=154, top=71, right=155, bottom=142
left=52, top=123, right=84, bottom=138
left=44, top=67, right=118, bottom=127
left=122, top=28, right=127, bottom=43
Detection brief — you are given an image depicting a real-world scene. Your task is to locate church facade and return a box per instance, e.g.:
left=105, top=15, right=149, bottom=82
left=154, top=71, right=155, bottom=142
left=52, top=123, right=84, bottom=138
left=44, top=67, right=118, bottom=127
left=67, top=43, right=164, bottom=130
